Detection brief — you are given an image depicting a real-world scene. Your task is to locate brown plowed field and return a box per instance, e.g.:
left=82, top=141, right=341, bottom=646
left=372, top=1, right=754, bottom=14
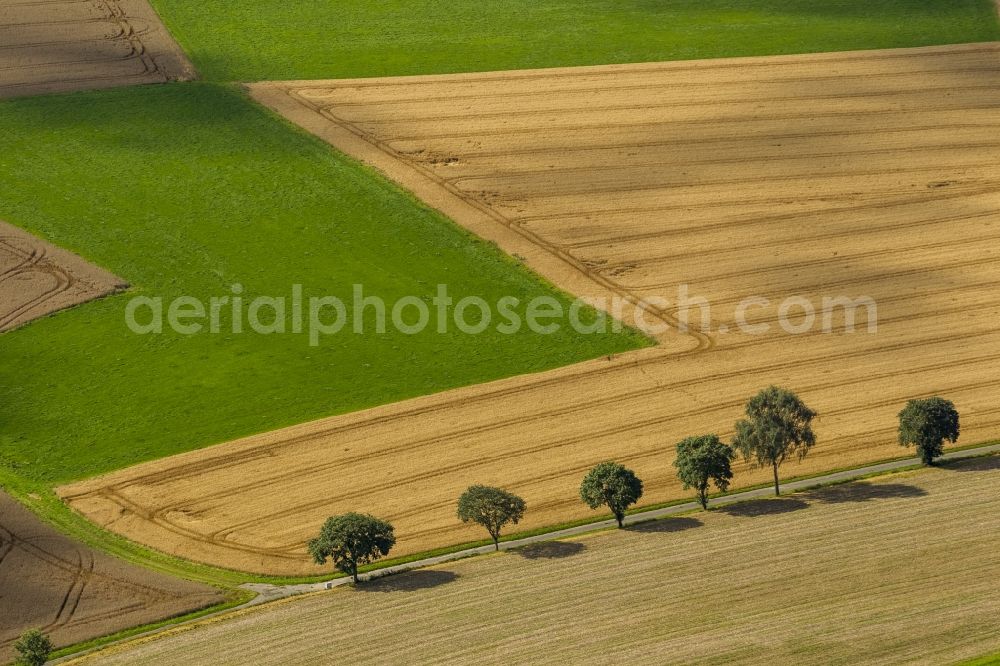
left=67, top=459, right=1000, bottom=665
left=0, top=491, right=221, bottom=663
left=63, top=43, right=1000, bottom=575
left=0, top=0, right=194, bottom=100
left=0, top=220, right=126, bottom=332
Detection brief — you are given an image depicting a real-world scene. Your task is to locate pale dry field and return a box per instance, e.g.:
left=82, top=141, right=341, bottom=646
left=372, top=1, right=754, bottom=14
left=0, top=0, right=193, bottom=99
left=0, top=220, right=126, bottom=332
left=63, top=43, right=1000, bottom=575
left=0, top=491, right=221, bottom=663
left=74, top=458, right=1000, bottom=665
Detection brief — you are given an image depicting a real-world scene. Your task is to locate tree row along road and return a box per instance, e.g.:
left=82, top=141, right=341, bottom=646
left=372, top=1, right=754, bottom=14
left=54, top=442, right=1000, bottom=664
left=284, top=443, right=1000, bottom=596
left=62, top=444, right=1000, bottom=665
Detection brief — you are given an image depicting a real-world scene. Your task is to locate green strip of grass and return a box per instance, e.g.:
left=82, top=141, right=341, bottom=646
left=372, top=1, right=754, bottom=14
left=148, top=0, right=1000, bottom=82
left=0, top=83, right=648, bottom=485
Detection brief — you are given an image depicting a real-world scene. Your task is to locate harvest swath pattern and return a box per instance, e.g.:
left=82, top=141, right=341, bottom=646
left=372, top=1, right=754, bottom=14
left=72, top=460, right=1000, bottom=665
left=0, top=0, right=192, bottom=99
left=64, top=44, right=1000, bottom=575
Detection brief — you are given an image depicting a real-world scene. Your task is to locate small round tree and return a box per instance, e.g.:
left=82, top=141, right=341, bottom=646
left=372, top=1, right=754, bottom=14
left=732, top=386, right=816, bottom=496
left=674, top=434, right=735, bottom=510
left=898, top=397, right=960, bottom=465
left=14, top=629, right=52, bottom=666
left=307, top=513, right=395, bottom=584
left=580, top=461, right=643, bottom=528
left=457, top=485, right=527, bottom=550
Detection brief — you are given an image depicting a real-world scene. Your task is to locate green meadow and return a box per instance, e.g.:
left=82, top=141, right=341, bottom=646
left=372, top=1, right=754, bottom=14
left=150, top=0, right=1000, bottom=81
left=0, top=84, right=648, bottom=484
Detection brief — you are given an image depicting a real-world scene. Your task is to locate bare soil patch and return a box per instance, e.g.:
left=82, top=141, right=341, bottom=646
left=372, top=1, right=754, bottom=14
left=63, top=44, right=1000, bottom=575
left=0, top=491, right=221, bottom=663
left=0, top=221, right=126, bottom=332
left=70, top=460, right=1000, bottom=665
left=0, top=0, right=194, bottom=100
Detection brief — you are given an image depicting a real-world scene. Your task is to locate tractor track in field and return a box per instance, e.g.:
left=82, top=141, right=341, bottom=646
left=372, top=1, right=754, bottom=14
left=455, top=162, right=998, bottom=201
left=312, top=65, right=1000, bottom=108
left=0, top=494, right=222, bottom=661
left=0, top=222, right=126, bottom=332
left=606, top=224, right=1000, bottom=281
left=355, top=84, right=1000, bottom=126
left=562, top=200, right=1000, bottom=251
left=62, top=317, right=1000, bottom=508
left=206, top=396, right=1000, bottom=557
left=296, top=89, right=715, bottom=352
left=68, top=334, right=1000, bottom=559
left=422, top=122, right=1000, bottom=161
left=73, top=402, right=1000, bottom=563
left=196, top=368, right=1000, bottom=530
left=146, top=329, right=1000, bottom=514
left=511, top=180, right=997, bottom=223
left=0, top=233, right=75, bottom=330
left=359, top=102, right=1000, bottom=142
left=0, top=0, right=194, bottom=99
left=649, top=248, right=1000, bottom=299
left=61, top=43, right=1000, bottom=574
left=58, top=451, right=1000, bottom=666
left=0, top=527, right=93, bottom=646
left=443, top=143, right=1000, bottom=186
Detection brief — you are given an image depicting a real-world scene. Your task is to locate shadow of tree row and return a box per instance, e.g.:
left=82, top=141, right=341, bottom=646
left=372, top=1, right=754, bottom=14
left=351, top=455, right=998, bottom=593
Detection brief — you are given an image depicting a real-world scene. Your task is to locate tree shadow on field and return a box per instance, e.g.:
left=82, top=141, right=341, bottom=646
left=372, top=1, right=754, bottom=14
left=942, top=455, right=1000, bottom=473
left=359, top=569, right=458, bottom=593
left=627, top=516, right=703, bottom=534
left=517, top=541, right=586, bottom=559
left=718, top=497, right=809, bottom=518
left=805, top=482, right=927, bottom=504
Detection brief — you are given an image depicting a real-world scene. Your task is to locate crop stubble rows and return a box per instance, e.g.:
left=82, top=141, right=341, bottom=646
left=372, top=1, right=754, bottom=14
left=0, top=0, right=193, bottom=99
left=71, top=459, right=1000, bottom=665
left=62, top=43, right=1000, bottom=575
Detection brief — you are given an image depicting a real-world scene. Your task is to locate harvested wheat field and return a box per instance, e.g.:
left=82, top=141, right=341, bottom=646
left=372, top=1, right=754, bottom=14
left=0, top=491, right=221, bottom=663
left=0, top=221, right=126, bottom=332
left=72, top=458, right=1000, bottom=665
left=0, top=0, right=193, bottom=99
left=62, top=43, right=1000, bottom=575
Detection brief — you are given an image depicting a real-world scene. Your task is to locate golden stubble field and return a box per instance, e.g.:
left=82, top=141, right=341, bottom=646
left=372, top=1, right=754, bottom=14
left=63, top=43, right=1000, bottom=575
left=70, top=458, right=1000, bottom=665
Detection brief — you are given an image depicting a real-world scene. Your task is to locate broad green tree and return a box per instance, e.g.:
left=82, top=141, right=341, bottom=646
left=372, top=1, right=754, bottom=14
left=457, top=485, right=527, bottom=550
left=14, top=629, right=52, bottom=666
left=308, top=513, right=395, bottom=584
left=580, top=461, right=643, bottom=527
left=898, top=397, right=959, bottom=465
left=674, top=434, right=735, bottom=509
left=732, top=386, right=816, bottom=496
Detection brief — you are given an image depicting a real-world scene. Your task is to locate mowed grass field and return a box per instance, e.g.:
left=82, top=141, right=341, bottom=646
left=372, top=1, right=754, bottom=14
left=148, top=0, right=1000, bottom=81
left=70, top=457, right=1000, bottom=665
left=0, top=83, right=646, bottom=485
